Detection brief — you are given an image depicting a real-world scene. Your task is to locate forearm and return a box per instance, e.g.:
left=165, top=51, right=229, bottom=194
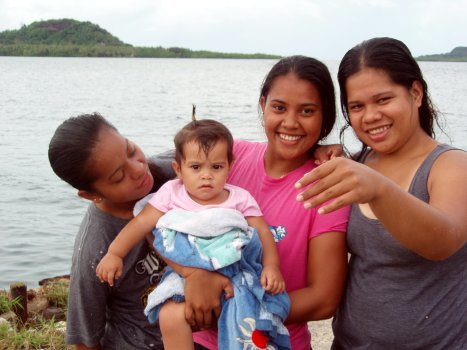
left=259, top=232, right=280, bottom=268
left=370, top=179, right=466, bottom=260
left=286, top=232, right=347, bottom=323
left=107, top=220, right=149, bottom=258
left=109, top=205, right=162, bottom=258
left=161, top=255, right=199, bottom=278
left=247, top=216, right=280, bottom=267
left=286, top=286, right=341, bottom=323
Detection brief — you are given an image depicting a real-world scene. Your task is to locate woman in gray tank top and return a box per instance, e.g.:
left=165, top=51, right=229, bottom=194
left=295, top=37, right=467, bottom=349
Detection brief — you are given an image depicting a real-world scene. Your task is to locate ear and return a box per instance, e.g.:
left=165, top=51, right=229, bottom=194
left=410, top=80, right=423, bottom=108
left=78, top=190, right=100, bottom=202
left=172, top=160, right=182, bottom=179
left=259, top=96, right=266, bottom=114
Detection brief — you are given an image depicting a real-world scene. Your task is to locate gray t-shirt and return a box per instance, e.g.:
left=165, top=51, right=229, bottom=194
left=66, top=204, right=165, bottom=349
left=332, top=144, right=466, bottom=349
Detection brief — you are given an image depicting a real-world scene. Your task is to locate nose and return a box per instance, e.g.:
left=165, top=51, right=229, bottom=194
left=129, top=159, right=146, bottom=179
left=281, top=111, right=299, bottom=128
left=362, top=105, right=382, bottom=123
left=201, top=171, right=213, bottom=180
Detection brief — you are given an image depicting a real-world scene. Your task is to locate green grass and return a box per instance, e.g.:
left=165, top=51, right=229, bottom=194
left=0, top=279, right=72, bottom=349
left=0, top=290, right=21, bottom=314
left=0, top=318, right=71, bottom=349
left=43, top=280, right=69, bottom=310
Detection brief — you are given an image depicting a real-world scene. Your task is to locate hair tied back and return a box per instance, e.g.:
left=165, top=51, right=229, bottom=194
left=192, top=104, right=197, bottom=126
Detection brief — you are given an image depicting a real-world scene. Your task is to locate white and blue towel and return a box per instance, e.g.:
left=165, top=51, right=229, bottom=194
left=144, top=208, right=291, bottom=349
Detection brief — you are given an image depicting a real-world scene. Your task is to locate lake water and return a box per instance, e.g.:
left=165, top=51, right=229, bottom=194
left=1, top=57, right=466, bottom=289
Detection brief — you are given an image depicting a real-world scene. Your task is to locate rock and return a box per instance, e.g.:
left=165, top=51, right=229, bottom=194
left=42, top=306, right=66, bottom=321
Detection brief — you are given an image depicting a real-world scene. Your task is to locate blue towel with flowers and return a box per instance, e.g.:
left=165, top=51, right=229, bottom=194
left=144, top=208, right=291, bottom=349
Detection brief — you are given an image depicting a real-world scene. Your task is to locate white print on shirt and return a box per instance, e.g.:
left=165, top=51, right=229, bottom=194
left=136, top=251, right=166, bottom=285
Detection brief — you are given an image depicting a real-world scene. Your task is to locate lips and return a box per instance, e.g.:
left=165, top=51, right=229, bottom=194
left=200, top=184, right=213, bottom=189
left=278, top=133, right=302, bottom=141
left=367, top=125, right=390, bottom=135
left=138, top=170, right=152, bottom=189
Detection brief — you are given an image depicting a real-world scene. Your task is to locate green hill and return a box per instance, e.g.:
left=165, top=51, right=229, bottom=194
left=0, top=19, right=281, bottom=59
left=417, top=47, right=467, bottom=62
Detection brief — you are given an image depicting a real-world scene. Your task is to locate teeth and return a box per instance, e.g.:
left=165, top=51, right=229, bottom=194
left=368, top=125, right=390, bottom=135
left=279, top=133, right=301, bottom=141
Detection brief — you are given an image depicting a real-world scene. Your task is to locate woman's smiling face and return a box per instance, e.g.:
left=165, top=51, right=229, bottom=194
left=345, top=67, right=422, bottom=155
left=261, top=72, right=323, bottom=164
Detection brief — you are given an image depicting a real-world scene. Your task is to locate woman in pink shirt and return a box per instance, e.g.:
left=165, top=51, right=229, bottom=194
left=191, top=56, right=349, bottom=350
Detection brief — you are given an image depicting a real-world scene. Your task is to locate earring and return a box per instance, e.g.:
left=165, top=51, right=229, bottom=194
left=93, top=197, right=102, bottom=203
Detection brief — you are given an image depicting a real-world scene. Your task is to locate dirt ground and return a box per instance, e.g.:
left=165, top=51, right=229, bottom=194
left=308, top=319, right=333, bottom=350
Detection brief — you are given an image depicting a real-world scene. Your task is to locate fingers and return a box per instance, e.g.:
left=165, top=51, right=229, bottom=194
left=188, top=305, right=215, bottom=329
left=107, top=271, right=115, bottom=287
left=295, top=158, right=358, bottom=211
left=95, top=265, right=120, bottom=286
left=295, top=159, right=337, bottom=190
left=223, top=281, right=234, bottom=299
left=184, top=304, right=195, bottom=327
left=296, top=166, right=341, bottom=204
left=264, top=279, right=285, bottom=295
left=261, top=270, right=286, bottom=295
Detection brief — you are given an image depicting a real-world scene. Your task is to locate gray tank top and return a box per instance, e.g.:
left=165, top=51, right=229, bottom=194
left=332, top=144, right=466, bottom=349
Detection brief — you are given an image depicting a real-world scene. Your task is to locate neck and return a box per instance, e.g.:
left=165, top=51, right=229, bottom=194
left=376, top=130, right=437, bottom=163
left=263, top=148, right=310, bottom=178
left=95, top=200, right=137, bottom=220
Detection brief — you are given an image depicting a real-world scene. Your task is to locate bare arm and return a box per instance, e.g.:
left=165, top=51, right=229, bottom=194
left=246, top=215, right=285, bottom=294
left=108, top=204, right=163, bottom=257
left=96, top=204, right=164, bottom=285
left=287, top=231, right=347, bottom=323
left=246, top=216, right=280, bottom=269
left=295, top=152, right=467, bottom=260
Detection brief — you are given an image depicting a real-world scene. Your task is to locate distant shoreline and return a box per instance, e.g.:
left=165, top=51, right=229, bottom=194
left=0, top=19, right=282, bottom=59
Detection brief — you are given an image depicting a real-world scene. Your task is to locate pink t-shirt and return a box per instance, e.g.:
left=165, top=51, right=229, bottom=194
left=194, top=140, right=349, bottom=350
left=148, top=178, right=262, bottom=217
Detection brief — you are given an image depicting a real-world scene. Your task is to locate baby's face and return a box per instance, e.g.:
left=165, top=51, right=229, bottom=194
left=176, top=140, right=231, bottom=205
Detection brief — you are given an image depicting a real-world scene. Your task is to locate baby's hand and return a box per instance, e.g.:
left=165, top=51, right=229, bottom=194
left=260, top=265, right=286, bottom=295
left=314, top=144, right=345, bottom=165
left=96, top=253, right=123, bottom=287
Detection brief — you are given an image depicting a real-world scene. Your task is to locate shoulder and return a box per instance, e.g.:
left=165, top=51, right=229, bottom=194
left=75, top=205, right=127, bottom=256
left=428, top=146, right=467, bottom=199
left=79, top=205, right=127, bottom=241
left=430, top=146, right=467, bottom=178
left=233, top=139, right=265, bottom=156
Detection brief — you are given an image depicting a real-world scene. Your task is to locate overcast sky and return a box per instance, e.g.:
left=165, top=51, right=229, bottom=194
left=1, top=0, right=466, bottom=60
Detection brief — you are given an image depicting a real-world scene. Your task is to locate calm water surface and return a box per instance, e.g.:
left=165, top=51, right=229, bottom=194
left=0, top=57, right=466, bottom=289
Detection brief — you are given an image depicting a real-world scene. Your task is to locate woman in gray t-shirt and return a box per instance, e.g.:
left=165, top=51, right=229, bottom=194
left=48, top=113, right=176, bottom=349
left=296, top=37, right=467, bottom=349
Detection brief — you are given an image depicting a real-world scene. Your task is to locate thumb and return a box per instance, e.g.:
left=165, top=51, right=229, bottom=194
left=223, top=280, right=234, bottom=299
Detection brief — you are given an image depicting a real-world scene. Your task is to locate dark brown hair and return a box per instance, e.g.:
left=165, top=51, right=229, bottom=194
left=174, top=119, right=234, bottom=164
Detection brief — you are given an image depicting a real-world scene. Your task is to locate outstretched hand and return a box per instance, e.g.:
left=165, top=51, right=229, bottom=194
left=183, top=269, right=233, bottom=330
left=95, top=253, right=123, bottom=286
left=295, top=157, right=386, bottom=214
